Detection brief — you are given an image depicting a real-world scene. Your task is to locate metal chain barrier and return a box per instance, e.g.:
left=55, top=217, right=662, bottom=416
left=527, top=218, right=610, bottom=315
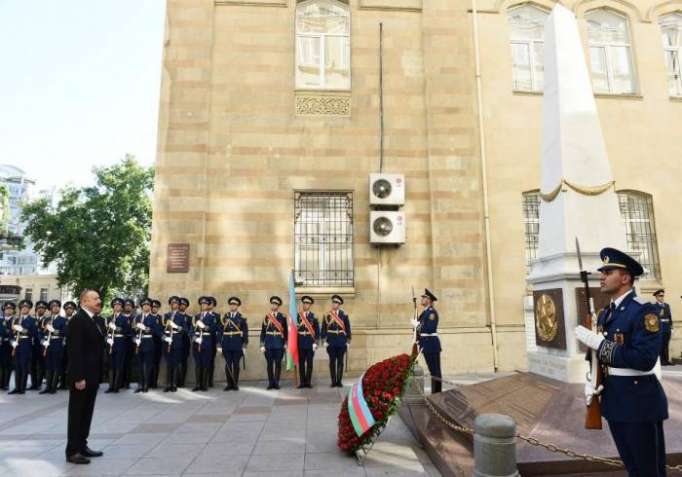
left=420, top=375, right=682, bottom=473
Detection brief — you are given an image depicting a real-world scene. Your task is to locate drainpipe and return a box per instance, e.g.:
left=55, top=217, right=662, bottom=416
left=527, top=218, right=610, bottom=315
left=472, top=0, right=499, bottom=371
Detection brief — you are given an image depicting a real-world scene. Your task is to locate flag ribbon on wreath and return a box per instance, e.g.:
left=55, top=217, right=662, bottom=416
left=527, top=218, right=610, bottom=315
left=347, top=372, right=376, bottom=436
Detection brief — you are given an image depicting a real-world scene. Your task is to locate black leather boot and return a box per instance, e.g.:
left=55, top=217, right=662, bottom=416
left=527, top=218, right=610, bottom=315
left=192, top=367, right=202, bottom=391
left=164, top=367, right=172, bottom=392
left=233, top=366, right=240, bottom=391
left=223, top=365, right=232, bottom=391
left=105, top=369, right=116, bottom=393
left=39, top=370, right=53, bottom=394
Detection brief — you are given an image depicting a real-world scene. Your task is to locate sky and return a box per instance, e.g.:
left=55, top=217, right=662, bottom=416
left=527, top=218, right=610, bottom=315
left=0, top=0, right=166, bottom=189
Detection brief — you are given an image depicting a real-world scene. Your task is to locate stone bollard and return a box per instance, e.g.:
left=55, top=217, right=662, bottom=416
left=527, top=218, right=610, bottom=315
left=404, top=364, right=425, bottom=405
left=473, top=414, right=520, bottom=477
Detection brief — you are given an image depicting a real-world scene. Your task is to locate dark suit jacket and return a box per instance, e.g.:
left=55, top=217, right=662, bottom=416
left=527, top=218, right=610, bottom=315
left=66, top=308, right=105, bottom=388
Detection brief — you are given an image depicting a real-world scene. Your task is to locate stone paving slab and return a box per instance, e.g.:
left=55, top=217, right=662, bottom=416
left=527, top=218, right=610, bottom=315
left=0, top=380, right=440, bottom=477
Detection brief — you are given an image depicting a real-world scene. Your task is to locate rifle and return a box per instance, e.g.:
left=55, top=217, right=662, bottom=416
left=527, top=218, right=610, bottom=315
left=576, top=238, right=603, bottom=430
left=42, top=316, right=53, bottom=358
left=411, top=286, right=419, bottom=358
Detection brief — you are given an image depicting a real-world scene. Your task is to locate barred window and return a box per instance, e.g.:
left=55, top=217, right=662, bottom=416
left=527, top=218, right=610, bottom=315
left=40, top=288, right=48, bottom=302
left=295, top=0, right=351, bottom=90
left=660, top=12, right=682, bottom=97
left=522, top=191, right=540, bottom=274
left=507, top=4, right=549, bottom=92
left=586, top=9, right=637, bottom=94
left=294, top=192, right=353, bottom=287
left=24, top=288, right=33, bottom=302
left=617, top=191, right=661, bottom=280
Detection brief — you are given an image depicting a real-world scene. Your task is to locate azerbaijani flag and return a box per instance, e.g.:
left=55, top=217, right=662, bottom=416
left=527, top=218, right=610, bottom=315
left=347, top=373, right=376, bottom=436
left=286, top=270, right=299, bottom=371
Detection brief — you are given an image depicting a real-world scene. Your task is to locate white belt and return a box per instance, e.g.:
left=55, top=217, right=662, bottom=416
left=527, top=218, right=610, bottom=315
left=420, top=333, right=438, bottom=337
left=609, top=359, right=661, bottom=379
left=608, top=367, right=655, bottom=377
left=50, top=336, right=63, bottom=340
left=114, top=334, right=125, bottom=338
left=141, top=335, right=153, bottom=339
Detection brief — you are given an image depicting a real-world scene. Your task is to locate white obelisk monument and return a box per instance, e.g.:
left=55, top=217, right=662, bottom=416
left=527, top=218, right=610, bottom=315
left=526, top=4, right=627, bottom=382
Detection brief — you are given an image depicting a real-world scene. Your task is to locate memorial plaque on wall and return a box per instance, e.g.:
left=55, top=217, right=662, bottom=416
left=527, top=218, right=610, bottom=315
left=575, top=287, right=609, bottom=351
left=533, top=288, right=566, bottom=350
left=167, top=243, right=190, bottom=273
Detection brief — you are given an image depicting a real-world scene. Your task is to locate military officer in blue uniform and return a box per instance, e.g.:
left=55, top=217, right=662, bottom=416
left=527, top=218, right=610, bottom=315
left=150, top=299, right=163, bottom=388
left=39, top=300, right=66, bottom=394
left=192, top=296, right=218, bottom=391
left=122, top=298, right=136, bottom=389
left=30, top=300, right=49, bottom=390
left=653, top=289, right=674, bottom=365
left=576, top=248, right=668, bottom=477
left=218, top=296, right=248, bottom=391
left=59, top=301, right=77, bottom=390
left=104, top=298, right=130, bottom=393
left=413, top=289, right=442, bottom=394
left=297, top=295, right=319, bottom=389
left=205, top=297, right=220, bottom=388
left=0, top=302, right=15, bottom=390
left=133, top=298, right=161, bottom=393
left=9, top=299, right=38, bottom=394
left=162, top=296, right=188, bottom=392
left=177, top=297, right=191, bottom=388
left=260, top=296, right=287, bottom=390
left=321, top=295, right=351, bottom=388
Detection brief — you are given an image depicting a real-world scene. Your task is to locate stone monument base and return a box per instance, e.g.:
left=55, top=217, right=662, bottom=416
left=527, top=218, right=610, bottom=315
left=526, top=351, right=588, bottom=383
left=401, top=371, right=682, bottom=476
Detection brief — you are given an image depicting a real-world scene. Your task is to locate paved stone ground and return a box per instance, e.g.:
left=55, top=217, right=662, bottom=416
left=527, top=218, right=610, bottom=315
left=0, top=380, right=441, bottom=477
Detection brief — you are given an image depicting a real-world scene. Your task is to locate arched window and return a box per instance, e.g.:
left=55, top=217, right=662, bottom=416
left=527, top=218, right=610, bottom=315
left=586, top=9, right=637, bottom=94
left=522, top=190, right=540, bottom=274
left=295, top=0, right=351, bottom=90
left=617, top=191, right=661, bottom=280
left=659, top=12, right=682, bottom=97
left=507, top=4, right=549, bottom=92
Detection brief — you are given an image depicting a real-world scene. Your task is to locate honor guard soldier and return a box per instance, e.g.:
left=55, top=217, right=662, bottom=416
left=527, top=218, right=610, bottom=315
left=297, top=296, right=319, bottom=389
left=30, top=300, right=49, bottom=390
left=9, top=300, right=38, bottom=394
left=576, top=248, right=668, bottom=477
left=39, top=300, right=66, bottom=394
left=206, top=297, right=219, bottom=388
left=133, top=298, right=161, bottom=393
left=653, top=289, right=674, bottom=365
left=122, top=299, right=136, bottom=389
left=105, top=298, right=130, bottom=393
left=150, top=299, right=163, bottom=388
left=0, top=303, right=15, bottom=390
left=321, top=295, right=351, bottom=388
left=177, top=297, right=191, bottom=387
left=192, top=296, right=217, bottom=391
left=260, top=296, right=287, bottom=390
left=413, top=289, right=442, bottom=394
left=218, top=296, right=248, bottom=391
left=59, top=301, right=77, bottom=390
left=162, top=296, right=188, bottom=392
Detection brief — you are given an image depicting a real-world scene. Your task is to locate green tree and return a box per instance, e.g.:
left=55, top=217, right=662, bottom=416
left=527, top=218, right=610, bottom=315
left=21, top=155, right=154, bottom=301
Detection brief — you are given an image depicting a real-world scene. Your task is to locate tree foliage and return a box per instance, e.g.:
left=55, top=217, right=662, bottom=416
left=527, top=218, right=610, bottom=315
left=21, top=155, right=154, bottom=300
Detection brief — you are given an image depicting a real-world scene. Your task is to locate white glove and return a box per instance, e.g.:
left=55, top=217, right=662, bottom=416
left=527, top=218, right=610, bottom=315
left=134, top=338, right=141, bottom=346
left=410, top=319, right=419, bottom=328
left=42, top=340, right=49, bottom=348
left=313, top=343, right=318, bottom=351
left=106, top=338, right=114, bottom=346
left=108, top=322, right=116, bottom=331
left=136, top=323, right=146, bottom=331
left=170, top=321, right=179, bottom=330
left=196, top=320, right=206, bottom=330
left=575, top=326, right=605, bottom=351
left=10, top=340, right=17, bottom=349
left=324, top=342, right=328, bottom=348
left=216, top=346, right=222, bottom=353
left=46, top=324, right=55, bottom=333
left=164, top=336, right=172, bottom=344
left=283, top=344, right=287, bottom=350
left=584, top=380, right=604, bottom=406
left=260, top=346, right=265, bottom=353
left=194, top=337, right=203, bottom=344
left=243, top=346, right=247, bottom=350
left=12, top=324, right=24, bottom=332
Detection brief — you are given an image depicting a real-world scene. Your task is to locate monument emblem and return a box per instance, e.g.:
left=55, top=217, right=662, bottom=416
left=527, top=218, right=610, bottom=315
left=535, top=294, right=558, bottom=342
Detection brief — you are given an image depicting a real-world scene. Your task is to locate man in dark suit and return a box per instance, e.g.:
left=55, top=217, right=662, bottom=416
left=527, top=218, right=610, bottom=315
left=65, top=289, right=105, bottom=465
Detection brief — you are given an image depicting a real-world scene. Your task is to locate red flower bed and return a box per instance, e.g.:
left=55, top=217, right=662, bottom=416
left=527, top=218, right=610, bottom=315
left=337, top=353, right=416, bottom=454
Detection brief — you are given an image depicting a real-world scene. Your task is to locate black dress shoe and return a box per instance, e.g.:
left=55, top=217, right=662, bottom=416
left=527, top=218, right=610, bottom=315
left=297, top=384, right=305, bottom=389
left=66, top=453, right=90, bottom=464
left=82, top=447, right=103, bottom=458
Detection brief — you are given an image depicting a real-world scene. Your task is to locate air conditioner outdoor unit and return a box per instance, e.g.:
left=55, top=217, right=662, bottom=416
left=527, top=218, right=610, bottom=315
left=369, top=173, right=405, bottom=207
left=370, top=211, right=406, bottom=245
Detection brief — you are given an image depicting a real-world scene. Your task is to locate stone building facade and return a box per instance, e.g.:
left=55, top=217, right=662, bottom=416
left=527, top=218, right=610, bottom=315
left=150, top=0, right=682, bottom=379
